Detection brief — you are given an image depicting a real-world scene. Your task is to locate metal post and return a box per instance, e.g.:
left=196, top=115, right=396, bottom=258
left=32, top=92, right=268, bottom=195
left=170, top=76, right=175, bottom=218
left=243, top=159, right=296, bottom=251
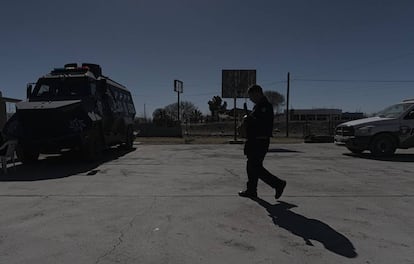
left=233, top=96, right=237, bottom=141
left=177, top=91, right=180, bottom=122
left=286, top=72, right=290, bottom=137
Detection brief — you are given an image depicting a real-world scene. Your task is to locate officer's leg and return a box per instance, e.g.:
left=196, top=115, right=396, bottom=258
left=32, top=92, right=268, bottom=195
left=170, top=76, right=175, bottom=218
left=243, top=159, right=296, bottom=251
left=258, top=155, right=286, bottom=199
left=246, top=156, right=261, bottom=194
left=257, top=141, right=287, bottom=198
left=260, top=167, right=285, bottom=189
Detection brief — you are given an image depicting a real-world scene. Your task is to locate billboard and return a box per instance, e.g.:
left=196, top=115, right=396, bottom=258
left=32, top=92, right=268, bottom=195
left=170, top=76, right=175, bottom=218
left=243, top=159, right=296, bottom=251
left=174, top=79, right=183, bottom=93
left=222, top=70, right=256, bottom=98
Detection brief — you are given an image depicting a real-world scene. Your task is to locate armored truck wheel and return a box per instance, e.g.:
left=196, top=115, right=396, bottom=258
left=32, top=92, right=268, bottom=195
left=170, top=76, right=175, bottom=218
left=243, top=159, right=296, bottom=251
left=347, top=147, right=364, bottom=154
left=369, top=134, right=396, bottom=157
left=123, top=127, right=134, bottom=150
left=81, top=132, right=103, bottom=161
left=16, top=145, right=39, bottom=164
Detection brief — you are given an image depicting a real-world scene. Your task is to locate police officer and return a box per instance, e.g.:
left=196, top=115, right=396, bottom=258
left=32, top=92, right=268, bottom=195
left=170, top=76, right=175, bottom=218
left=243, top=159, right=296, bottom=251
left=239, top=84, right=287, bottom=199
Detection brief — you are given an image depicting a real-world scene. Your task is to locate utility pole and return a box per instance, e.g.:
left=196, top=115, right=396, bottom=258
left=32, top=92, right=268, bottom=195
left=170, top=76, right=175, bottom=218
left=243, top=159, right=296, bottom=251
left=286, top=72, right=290, bottom=137
left=233, top=96, right=237, bottom=141
left=177, top=91, right=180, bottom=122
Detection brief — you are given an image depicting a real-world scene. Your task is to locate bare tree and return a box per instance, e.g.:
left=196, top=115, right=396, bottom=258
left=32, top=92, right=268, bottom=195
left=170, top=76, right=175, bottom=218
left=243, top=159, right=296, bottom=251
left=264, top=90, right=285, bottom=113
left=153, top=101, right=201, bottom=125
left=153, top=108, right=174, bottom=126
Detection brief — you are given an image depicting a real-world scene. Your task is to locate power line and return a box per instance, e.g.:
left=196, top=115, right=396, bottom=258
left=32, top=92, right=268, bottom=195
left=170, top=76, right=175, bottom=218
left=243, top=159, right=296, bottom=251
left=261, top=80, right=286, bottom=85
left=294, top=51, right=414, bottom=80
left=184, top=92, right=218, bottom=97
left=293, top=78, right=414, bottom=83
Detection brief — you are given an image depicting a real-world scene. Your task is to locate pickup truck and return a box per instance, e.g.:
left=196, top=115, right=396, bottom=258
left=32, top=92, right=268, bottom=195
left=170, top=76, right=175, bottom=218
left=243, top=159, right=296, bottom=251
left=335, top=99, right=414, bottom=156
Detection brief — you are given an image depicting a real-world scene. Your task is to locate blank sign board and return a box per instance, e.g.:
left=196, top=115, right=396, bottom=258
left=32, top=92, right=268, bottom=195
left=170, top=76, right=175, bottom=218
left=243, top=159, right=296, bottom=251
left=222, top=70, right=256, bottom=98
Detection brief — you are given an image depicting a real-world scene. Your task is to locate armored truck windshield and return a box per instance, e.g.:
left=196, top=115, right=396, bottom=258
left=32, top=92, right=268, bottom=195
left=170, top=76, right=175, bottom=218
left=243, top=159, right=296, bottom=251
left=31, top=77, right=95, bottom=100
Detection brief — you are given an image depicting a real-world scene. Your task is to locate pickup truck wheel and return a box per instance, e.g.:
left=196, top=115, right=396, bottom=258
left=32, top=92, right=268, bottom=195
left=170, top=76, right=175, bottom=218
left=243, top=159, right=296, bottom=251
left=370, top=134, right=396, bottom=157
left=16, top=145, right=39, bottom=164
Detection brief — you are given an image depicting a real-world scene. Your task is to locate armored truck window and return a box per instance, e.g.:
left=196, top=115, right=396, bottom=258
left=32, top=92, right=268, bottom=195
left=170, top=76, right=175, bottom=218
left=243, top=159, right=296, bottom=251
left=124, top=92, right=135, bottom=115
left=32, top=77, right=92, bottom=100
left=104, top=88, right=117, bottom=113
left=37, top=84, right=51, bottom=97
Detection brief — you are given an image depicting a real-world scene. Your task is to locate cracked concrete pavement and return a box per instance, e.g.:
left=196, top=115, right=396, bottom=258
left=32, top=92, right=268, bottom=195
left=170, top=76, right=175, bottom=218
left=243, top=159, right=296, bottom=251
left=0, top=143, right=413, bottom=263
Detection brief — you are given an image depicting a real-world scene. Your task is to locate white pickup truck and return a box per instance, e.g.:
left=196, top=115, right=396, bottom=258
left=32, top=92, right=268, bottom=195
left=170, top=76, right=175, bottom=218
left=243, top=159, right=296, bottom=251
left=335, top=99, right=414, bottom=156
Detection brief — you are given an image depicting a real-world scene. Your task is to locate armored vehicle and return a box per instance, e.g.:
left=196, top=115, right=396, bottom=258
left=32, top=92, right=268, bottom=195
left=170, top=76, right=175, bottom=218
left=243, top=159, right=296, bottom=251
left=5, top=63, right=136, bottom=163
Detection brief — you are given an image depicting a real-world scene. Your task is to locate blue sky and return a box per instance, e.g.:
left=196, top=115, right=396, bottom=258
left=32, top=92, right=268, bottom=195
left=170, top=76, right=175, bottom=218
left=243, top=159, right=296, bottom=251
left=1, top=0, right=414, bottom=117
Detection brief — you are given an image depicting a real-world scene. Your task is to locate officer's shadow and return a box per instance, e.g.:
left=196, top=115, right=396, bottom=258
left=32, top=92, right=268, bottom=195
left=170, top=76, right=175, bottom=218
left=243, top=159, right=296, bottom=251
left=253, top=198, right=357, bottom=258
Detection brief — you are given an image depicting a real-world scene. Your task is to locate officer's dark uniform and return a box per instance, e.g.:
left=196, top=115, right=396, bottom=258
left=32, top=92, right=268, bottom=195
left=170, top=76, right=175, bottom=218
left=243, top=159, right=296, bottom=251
left=243, top=96, right=285, bottom=197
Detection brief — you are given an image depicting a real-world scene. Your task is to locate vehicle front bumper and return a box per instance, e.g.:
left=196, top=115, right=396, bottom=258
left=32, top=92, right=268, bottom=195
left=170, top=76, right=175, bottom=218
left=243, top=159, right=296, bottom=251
left=334, top=135, right=371, bottom=149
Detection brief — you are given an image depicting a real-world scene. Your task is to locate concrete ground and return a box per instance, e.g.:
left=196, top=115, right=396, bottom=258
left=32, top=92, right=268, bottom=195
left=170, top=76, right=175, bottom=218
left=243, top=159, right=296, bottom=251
left=0, top=143, right=413, bottom=264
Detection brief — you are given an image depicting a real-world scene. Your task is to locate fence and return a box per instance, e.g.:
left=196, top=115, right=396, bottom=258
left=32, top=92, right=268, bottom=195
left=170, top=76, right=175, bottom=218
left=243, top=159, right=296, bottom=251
left=181, top=120, right=345, bottom=138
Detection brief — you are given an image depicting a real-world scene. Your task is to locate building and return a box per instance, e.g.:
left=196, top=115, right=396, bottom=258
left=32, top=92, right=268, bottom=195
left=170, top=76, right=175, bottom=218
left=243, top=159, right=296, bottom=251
left=275, top=108, right=365, bottom=122
left=341, top=112, right=365, bottom=121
